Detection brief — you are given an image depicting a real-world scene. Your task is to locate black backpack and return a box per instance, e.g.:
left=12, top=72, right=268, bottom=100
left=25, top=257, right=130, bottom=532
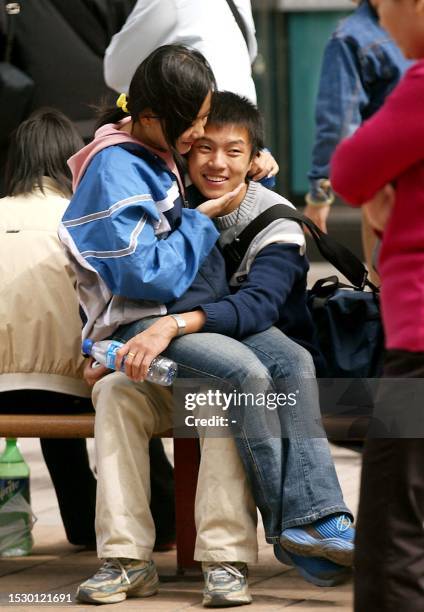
left=222, top=204, right=384, bottom=379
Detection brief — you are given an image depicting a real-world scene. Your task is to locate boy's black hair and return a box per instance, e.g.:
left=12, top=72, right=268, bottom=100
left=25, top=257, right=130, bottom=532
left=96, top=44, right=216, bottom=155
left=208, top=91, right=265, bottom=158
left=5, top=108, right=84, bottom=198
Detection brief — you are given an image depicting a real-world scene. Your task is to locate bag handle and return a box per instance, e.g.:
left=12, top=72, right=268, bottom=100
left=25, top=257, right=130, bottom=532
left=225, top=203, right=378, bottom=291
left=3, top=2, right=22, bottom=63
left=225, top=0, right=249, bottom=52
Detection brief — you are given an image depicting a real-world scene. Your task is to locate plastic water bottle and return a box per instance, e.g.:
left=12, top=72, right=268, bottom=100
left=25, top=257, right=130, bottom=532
left=82, top=339, right=177, bottom=386
left=0, top=438, right=34, bottom=557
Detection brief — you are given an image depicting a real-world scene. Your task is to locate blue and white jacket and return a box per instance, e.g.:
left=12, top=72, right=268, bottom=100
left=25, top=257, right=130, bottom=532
left=59, top=135, right=219, bottom=341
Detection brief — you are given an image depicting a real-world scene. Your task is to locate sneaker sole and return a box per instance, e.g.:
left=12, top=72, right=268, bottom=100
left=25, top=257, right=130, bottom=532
left=76, top=586, right=158, bottom=605
left=274, top=545, right=352, bottom=588
left=203, top=592, right=252, bottom=608
left=76, top=589, right=127, bottom=605
left=76, top=574, right=159, bottom=605
left=280, top=534, right=354, bottom=567
left=128, top=583, right=159, bottom=598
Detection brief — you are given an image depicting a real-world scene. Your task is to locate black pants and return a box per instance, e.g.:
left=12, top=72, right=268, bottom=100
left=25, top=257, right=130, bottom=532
left=0, top=390, right=175, bottom=546
left=354, top=350, right=424, bottom=612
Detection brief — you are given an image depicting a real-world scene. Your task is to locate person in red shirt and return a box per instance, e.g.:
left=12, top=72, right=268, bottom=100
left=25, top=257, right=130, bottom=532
left=331, top=1, right=424, bottom=609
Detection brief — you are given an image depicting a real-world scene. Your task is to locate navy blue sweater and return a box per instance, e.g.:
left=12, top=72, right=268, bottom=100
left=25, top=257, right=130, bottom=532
left=199, top=243, right=324, bottom=372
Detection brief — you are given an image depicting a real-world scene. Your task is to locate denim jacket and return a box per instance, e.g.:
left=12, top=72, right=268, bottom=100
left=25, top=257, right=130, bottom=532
left=308, top=0, right=411, bottom=198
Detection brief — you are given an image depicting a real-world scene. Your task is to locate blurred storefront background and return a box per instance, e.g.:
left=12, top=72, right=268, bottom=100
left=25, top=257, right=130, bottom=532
left=251, top=1, right=362, bottom=258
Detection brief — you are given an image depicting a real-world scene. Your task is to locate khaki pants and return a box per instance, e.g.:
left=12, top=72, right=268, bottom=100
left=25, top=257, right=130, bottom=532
left=92, top=372, right=258, bottom=563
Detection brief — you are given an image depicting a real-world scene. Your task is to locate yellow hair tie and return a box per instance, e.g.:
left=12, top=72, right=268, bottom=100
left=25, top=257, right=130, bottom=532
left=116, top=93, right=129, bottom=114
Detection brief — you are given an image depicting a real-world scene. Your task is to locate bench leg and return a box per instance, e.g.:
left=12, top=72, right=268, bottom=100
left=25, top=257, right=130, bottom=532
left=173, top=438, right=200, bottom=572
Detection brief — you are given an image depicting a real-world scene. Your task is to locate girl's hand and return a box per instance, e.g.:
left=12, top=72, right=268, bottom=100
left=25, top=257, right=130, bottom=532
left=83, top=357, right=110, bottom=387
left=248, top=150, right=279, bottom=181
left=363, top=184, right=395, bottom=233
left=115, top=316, right=179, bottom=382
left=197, top=184, right=244, bottom=218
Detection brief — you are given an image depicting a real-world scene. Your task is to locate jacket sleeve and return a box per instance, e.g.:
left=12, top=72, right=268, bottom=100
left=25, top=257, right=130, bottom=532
left=331, top=63, right=424, bottom=205
left=94, top=208, right=219, bottom=302
left=308, top=36, right=368, bottom=187
left=61, top=157, right=219, bottom=303
left=200, top=244, right=306, bottom=339
left=104, top=0, right=177, bottom=92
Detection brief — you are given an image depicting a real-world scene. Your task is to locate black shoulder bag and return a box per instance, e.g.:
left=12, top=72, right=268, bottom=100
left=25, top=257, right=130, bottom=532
left=0, top=1, right=34, bottom=147
left=223, top=203, right=384, bottom=379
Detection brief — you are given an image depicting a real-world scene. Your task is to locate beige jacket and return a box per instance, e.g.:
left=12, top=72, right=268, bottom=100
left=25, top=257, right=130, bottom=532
left=0, top=179, right=90, bottom=397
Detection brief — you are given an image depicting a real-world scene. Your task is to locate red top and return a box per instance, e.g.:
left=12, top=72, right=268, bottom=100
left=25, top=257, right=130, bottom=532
left=331, top=60, right=424, bottom=352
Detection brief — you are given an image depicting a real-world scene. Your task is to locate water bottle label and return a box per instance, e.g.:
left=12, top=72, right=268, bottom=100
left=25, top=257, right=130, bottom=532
left=0, top=478, right=30, bottom=508
left=0, top=479, right=33, bottom=556
left=105, top=341, right=122, bottom=370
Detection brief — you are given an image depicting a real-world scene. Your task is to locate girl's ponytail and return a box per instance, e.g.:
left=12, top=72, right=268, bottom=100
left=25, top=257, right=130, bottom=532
left=95, top=94, right=129, bottom=130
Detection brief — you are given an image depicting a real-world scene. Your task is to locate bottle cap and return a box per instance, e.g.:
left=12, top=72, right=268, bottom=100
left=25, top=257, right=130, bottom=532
left=82, top=338, right=94, bottom=356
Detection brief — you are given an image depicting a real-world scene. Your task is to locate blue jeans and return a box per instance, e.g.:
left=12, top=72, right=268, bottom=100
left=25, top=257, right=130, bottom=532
left=115, top=321, right=351, bottom=541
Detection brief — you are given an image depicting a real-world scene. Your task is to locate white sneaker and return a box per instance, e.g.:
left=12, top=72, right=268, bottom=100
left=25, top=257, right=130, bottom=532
left=202, top=562, right=252, bottom=607
left=76, top=558, right=159, bottom=604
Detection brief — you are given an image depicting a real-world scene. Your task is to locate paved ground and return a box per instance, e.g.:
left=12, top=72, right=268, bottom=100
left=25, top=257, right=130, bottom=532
left=0, top=437, right=361, bottom=611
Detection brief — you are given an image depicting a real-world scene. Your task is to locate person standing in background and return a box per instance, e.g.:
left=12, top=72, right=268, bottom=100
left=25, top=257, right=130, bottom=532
left=331, top=0, right=424, bottom=605
left=104, top=0, right=257, bottom=102
left=304, top=0, right=410, bottom=283
left=0, top=0, right=136, bottom=144
left=103, top=0, right=278, bottom=181
left=0, top=0, right=137, bottom=197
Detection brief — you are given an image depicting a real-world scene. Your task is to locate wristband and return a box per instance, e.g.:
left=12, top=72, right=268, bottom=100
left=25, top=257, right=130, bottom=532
left=305, top=178, right=335, bottom=207
left=305, top=192, right=334, bottom=207
left=169, top=314, right=187, bottom=337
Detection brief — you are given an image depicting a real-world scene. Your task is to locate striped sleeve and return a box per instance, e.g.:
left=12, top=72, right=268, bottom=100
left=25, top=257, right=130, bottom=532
left=61, top=148, right=219, bottom=302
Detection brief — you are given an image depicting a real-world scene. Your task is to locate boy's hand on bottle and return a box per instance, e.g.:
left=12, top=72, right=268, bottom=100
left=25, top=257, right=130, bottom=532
left=249, top=149, right=279, bottom=181
left=115, top=317, right=178, bottom=382
left=197, top=183, right=244, bottom=218
left=83, top=357, right=110, bottom=387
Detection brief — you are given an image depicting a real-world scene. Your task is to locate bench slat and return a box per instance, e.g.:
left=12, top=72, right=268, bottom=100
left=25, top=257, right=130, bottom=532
left=0, top=414, right=95, bottom=438
left=0, top=413, right=367, bottom=440
left=0, top=414, right=174, bottom=439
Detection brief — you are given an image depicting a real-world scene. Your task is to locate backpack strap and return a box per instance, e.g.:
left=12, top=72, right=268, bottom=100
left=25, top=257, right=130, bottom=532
left=224, top=0, right=249, bottom=52
left=223, top=203, right=376, bottom=291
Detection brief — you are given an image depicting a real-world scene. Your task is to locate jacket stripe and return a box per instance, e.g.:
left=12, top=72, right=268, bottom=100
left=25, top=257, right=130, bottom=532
left=63, top=194, right=152, bottom=227
left=80, top=214, right=148, bottom=259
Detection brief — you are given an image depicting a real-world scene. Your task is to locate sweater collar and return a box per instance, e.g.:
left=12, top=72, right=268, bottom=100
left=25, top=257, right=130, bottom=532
left=215, top=181, right=259, bottom=231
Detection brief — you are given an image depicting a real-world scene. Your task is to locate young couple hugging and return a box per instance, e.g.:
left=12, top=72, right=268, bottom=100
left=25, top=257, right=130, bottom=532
left=59, top=45, right=354, bottom=608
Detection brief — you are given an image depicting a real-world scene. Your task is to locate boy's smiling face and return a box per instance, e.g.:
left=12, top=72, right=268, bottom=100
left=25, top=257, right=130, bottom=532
left=188, top=124, right=254, bottom=203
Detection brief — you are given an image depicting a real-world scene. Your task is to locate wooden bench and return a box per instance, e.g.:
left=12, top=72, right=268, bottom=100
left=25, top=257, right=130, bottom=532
left=0, top=413, right=200, bottom=572
left=0, top=413, right=369, bottom=442
left=0, top=412, right=367, bottom=571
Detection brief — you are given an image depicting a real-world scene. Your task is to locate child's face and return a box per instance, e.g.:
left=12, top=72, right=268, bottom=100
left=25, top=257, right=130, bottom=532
left=176, top=92, right=212, bottom=155
left=137, top=92, right=212, bottom=154
left=188, top=124, right=254, bottom=201
left=378, top=0, right=424, bottom=58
